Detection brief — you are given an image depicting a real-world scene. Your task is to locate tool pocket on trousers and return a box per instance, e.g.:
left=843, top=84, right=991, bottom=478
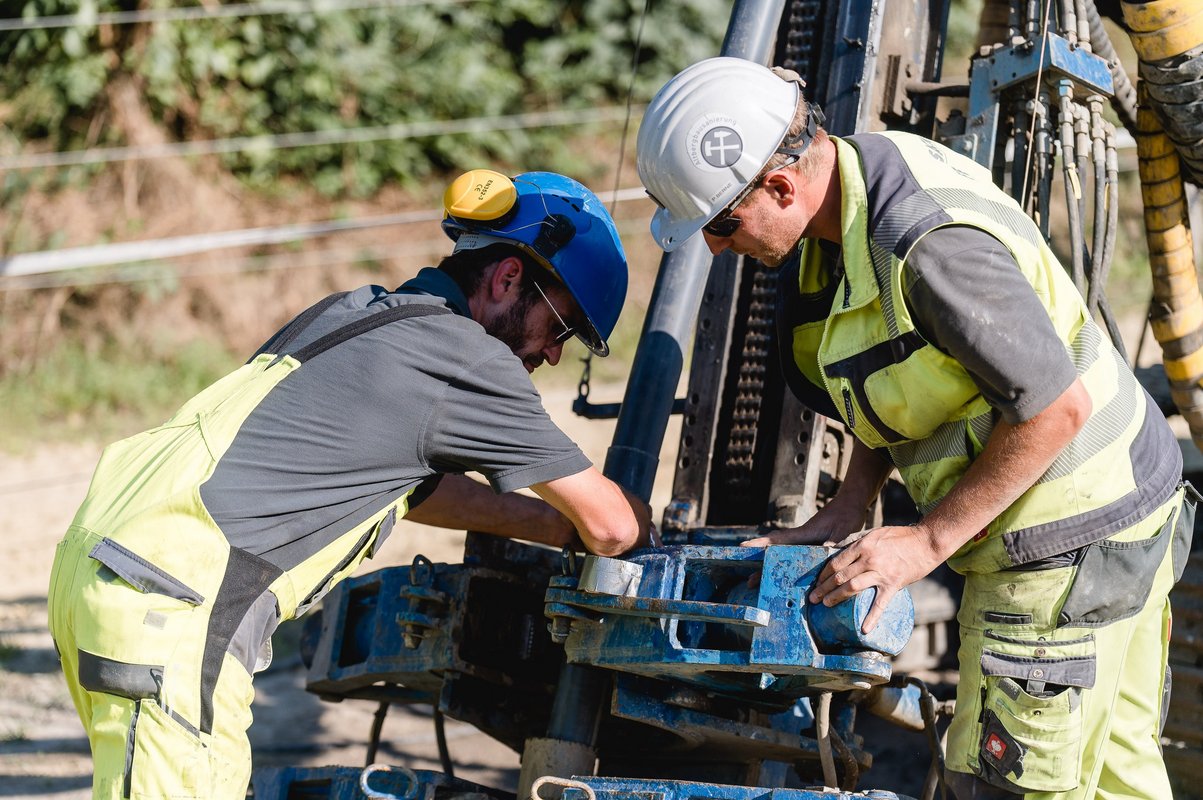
left=89, top=537, right=205, bottom=605
left=1057, top=510, right=1175, bottom=627
left=976, top=631, right=1094, bottom=793
left=127, top=698, right=208, bottom=799
left=1173, top=482, right=1199, bottom=583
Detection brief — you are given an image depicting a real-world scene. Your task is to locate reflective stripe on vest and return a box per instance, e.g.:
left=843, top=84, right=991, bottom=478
left=791, top=132, right=1180, bottom=572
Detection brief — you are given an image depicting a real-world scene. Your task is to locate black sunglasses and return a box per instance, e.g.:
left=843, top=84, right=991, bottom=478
left=703, top=205, right=744, bottom=238
left=702, top=175, right=764, bottom=238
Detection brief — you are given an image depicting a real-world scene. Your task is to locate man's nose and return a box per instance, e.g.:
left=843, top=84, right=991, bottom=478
left=543, top=341, right=564, bottom=367
left=702, top=230, right=729, bottom=255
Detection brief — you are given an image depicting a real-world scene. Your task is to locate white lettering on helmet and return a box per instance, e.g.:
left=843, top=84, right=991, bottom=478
left=687, top=114, right=743, bottom=172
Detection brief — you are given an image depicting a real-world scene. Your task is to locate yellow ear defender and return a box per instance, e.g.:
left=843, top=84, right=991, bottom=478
left=443, top=169, right=518, bottom=223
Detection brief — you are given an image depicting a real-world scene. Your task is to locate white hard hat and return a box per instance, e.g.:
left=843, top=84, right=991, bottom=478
left=636, top=57, right=800, bottom=251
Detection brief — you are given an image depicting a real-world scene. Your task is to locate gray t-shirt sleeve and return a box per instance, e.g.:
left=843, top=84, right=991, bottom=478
left=902, top=225, right=1077, bottom=424
left=422, top=351, right=592, bottom=493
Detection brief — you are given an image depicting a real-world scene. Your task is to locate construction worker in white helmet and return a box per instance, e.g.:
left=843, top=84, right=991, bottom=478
left=637, top=56, right=1191, bottom=799
left=48, top=170, right=654, bottom=799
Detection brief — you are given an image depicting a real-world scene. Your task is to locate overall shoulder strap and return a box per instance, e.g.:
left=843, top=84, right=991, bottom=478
left=249, top=291, right=349, bottom=363
left=288, top=303, right=452, bottom=364
left=775, top=252, right=840, bottom=419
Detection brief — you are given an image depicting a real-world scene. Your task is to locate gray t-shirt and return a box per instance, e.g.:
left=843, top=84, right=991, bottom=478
left=901, top=225, right=1077, bottom=424
left=200, top=269, right=591, bottom=571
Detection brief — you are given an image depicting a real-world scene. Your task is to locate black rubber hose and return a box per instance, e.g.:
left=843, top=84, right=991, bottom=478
left=1084, top=0, right=1139, bottom=131
left=433, top=708, right=455, bottom=778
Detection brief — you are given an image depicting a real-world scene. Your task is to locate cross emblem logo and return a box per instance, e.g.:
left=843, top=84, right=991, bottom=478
left=986, top=734, right=1007, bottom=759
left=700, top=127, right=743, bottom=167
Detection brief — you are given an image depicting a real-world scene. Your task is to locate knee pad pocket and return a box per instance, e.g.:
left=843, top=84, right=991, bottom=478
left=975, top=630, right=1095, bottom=793
left=127, top=698, right=209, bottom=799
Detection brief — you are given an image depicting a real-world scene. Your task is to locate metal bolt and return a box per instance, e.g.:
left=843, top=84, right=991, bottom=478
left=549, top=616, right=572, bottom=644
left=1032, top=668, right=1044, bottom=678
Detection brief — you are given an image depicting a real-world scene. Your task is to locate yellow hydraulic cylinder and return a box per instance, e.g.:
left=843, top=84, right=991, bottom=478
left=1135, top=83, right=1203, bottom=450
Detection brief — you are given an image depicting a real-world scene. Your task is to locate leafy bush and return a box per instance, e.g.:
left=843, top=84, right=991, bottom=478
left=0, top=0, right=728, bottom=194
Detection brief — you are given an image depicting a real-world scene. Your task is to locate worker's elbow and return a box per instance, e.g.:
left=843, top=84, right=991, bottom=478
left=1063, top=380, right=1092, bottom=433
left=586, top=521, right=642, bottom=557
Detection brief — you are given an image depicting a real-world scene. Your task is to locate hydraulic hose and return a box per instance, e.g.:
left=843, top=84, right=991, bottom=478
left=1084, top=0, right=1139, bottom=130
left=1121, top=0, right=1203, bottom=184
left=1135, top=83, right=1203, bottom=450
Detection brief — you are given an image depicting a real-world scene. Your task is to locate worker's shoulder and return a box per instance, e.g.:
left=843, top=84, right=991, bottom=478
left=336, top=284, right=514, bottom=368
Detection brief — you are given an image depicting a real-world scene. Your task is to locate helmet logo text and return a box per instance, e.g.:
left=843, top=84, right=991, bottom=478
left=700, top=127, right=743, bottom=167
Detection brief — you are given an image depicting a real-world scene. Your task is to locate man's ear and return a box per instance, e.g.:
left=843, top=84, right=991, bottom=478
left=763, top=170, right=796, bottom=205
left=488, top=255, right=526, bottom=302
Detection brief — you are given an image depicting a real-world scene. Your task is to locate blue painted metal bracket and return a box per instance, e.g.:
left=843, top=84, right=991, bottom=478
left=558, top=776, right=916, bottom=800
left=946, top=33, right=1114, bottom=168
left=606, top=674, right=827, bottom=763
left=545, top=545, right=914, bottom=700
left=250, top=765, right=515, bottom=800
left=301, top=536, right=568, bottom=752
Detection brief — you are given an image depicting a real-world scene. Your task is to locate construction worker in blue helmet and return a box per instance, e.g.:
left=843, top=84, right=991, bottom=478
left=47, top=169, right=654, bottom=799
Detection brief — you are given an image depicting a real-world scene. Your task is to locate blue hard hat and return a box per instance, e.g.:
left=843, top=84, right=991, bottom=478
left=441, top=170, right=628, bottom=357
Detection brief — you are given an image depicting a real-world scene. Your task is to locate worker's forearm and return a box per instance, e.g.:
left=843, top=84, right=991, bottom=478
left=918, top=379, right=1091, bottom=559
left=831, top=439, right=893, bottom=513
left=405, top=474, right=572, bottom=545
left=533, top=469, right=649, bottom=556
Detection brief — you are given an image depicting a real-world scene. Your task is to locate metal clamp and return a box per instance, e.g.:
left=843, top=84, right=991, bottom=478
left=359, top=764, right=420, bottom=800
left=530, top=776, right=598, bottom=800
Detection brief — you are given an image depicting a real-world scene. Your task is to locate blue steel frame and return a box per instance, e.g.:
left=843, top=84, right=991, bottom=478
left=560, top=776, right=915, bottom=800
left=547, top=546, right=913, bottom=700
left=947, top=33, right=1113, bottom=168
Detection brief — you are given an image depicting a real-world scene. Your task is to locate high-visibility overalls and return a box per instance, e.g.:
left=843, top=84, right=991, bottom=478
left=48, top=298, right=447, bottom=798
left=786, top=131, right=1191, bottom=798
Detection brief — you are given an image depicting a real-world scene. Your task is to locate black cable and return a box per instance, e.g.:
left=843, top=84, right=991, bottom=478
left=828, top=726, right=859, bottom=790
left=1083, top=0, right=1138, bottom=131
left=433, top=708, right=455, bottom=778
left=366, top=701, right=390, bottom=766
left=900, top=676, right=947, bottom=800
left=1059, top=94, right=1089, bottom=295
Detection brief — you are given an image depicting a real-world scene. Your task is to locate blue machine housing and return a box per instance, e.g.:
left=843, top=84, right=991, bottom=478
left=557, top=776, right=916, bottom=800
left=302, top=535, right=567, bottom=751
left=546, top=545, right=914, bottom=702
left=251, top=765, right=515, bottom=800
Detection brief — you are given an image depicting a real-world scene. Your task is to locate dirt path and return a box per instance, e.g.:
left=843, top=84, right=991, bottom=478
left=0, top=385, right=681, bottom=799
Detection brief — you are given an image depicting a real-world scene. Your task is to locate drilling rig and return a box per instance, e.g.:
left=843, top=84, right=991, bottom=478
left=253, top=0, right=1203, bottom=798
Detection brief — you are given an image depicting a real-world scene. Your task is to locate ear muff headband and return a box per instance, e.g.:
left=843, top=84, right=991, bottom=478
left=443, top=169, right=519, bottom=224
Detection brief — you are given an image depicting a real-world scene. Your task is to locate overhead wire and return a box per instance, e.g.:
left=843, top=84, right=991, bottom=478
left=0, top=0, right=473, bottom=33
left=606, top=0, right=652, bottom=217
left=0, top=213, right=659, bottom=296
left=1018, top=0, right=1055, bottom=207
left=0, top=187, right=653, bottom=282
left=0, top=106, right=646, bottom=171
left=577, top=0, right=653, bottom=415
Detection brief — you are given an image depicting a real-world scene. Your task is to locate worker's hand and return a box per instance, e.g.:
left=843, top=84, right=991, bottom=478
left=810, top=523, right=943, bottom=633
left=740, top=496, right=870, bottom=548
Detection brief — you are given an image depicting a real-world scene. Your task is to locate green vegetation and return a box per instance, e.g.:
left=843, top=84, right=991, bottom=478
left=0, top=0, right=726, bottom=451
left=0, top=0, right=728, bottom=196
left=0, top=337, right=237, bottom=452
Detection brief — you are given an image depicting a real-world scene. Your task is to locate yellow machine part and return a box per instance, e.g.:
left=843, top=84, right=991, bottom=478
left=1124, top=0, right=1203, bottom=451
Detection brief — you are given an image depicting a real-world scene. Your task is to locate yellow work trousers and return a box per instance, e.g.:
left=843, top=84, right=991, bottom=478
left=945, top=489, right=1189, bottom=799
left=48, top=527, right=257, bottom=799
